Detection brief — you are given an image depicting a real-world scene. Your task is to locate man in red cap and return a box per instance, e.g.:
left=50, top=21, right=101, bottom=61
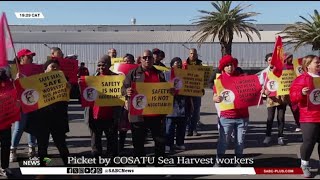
left=10, top=48, right=38, bottom=163
left=16, top=49, right=36, bottom=65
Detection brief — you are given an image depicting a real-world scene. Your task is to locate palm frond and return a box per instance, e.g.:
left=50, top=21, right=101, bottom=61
left=280, top=9, right=320, bottom=51
left=191, top=1, right=260, bottom=52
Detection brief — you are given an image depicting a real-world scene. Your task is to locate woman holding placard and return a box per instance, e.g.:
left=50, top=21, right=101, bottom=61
left=24, top=59, right=70, bottom=167
left=289, top=55, right=320, bottom=178
left=213, top=55, right=249, bottom=167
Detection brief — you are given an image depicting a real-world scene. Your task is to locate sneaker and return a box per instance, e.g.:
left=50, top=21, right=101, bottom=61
left=28, top=146, right=36, bottom=157
left=263, top=136, right=272, bottom=145
left=278, top=137, right=286, bottom=146
left=295, top=128, right=302, bottom=132
left=9, top=149, right=17, bottom=163
left=0, top=169, right=7, bottom=178
left=49, top=135, right=54, bottom=142
left=4, top=168, right=13, bottom=177
left=175, top=145, right=186, bottom=151
left=301, top=165, right=312, bottom=178
left=214, top=163, right=222, bottom=167
left=186, top=132, right=193, bottom=136
left=165, top=146, right=171, bottom=154
left=193, top=131, right=201, bottom=136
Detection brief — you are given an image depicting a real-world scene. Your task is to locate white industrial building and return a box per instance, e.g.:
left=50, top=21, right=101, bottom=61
left=8, top=24, right=314, bottom=73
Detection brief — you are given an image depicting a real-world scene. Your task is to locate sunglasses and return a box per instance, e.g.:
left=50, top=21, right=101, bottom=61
left=97, top=64, right=105, bottom=67
left=142, top=56, right=153, bottom=60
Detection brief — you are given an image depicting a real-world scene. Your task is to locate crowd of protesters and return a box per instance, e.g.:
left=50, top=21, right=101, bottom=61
left=0, top=46, right=320, bottom=178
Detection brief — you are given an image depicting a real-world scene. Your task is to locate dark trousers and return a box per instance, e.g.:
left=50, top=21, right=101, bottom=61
left=188, top=97, right=201, bottom=133
left=0, top=128, right=11, bottom=169
left=119, top=131, right=127, bottom=152
left=118, top=108, right=130, bottom=152
left=89, top=119, right=118, bottom=157
left=266, top=105, right=286, bottom=137
left=130, top=117, right=165, bottom=158
left=36, top=130, right=69, bottom=167
left=300, top=123, right=320, bottom=161
left=288, top=103, right=300, bottom=128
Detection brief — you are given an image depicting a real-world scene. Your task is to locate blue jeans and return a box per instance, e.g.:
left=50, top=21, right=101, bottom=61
left=216, top=117, right=249, bottom=159
left=11, top=112, right=37, bottom=148
left=187, top=97, right=201, bottom=133
left=166, top=117, right=187, bottom=147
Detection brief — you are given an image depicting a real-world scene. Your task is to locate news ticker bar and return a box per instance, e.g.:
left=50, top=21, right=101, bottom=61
left=20, top=167, right=303, bottom=175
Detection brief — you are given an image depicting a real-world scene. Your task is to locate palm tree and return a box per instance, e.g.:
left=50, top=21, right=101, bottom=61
left=279, top=10, right=320, bottom=53
left=191, top=1, right=261, bottom=57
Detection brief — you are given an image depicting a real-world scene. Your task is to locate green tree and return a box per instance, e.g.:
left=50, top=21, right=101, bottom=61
left=191, top=1, right=261, bottom=57
left=279, top=10, right=320, bottom=53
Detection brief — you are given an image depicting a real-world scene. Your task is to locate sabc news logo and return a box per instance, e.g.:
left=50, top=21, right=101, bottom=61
left=22, top=157, right=51, bottom=166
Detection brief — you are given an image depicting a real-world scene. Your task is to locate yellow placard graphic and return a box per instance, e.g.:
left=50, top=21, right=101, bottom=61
left=154, top=65, right=170, bottom=72
left=188, top=65, right=214, bottom=86
left=17, top=71, right=69, bottom=110
left=134, top=82, right=174, bottom=115
left=267, top=70, right=296, bottom=96
left=214, top=78, right=235, bottom=111
left=293, top=58, right=303, bottom=76
left=10, top=64, right=18, bottom=79
left=83, top=75, right=125, bottom=106
left=216, top=73, right=221, bottom=79
left=111, top=58, right=124, bottom=66
left=173, top=68, right=204, bottom=97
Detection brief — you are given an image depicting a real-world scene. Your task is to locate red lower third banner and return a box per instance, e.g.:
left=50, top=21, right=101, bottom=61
left=254, top=167, right=303, bottom=175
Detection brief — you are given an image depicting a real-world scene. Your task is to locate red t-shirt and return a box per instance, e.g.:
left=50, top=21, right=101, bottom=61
left=92, top=74, right=113, bottom=120
left=144, top=70, right=160, bottom=117
left=78, top=67, right=89, bottom=76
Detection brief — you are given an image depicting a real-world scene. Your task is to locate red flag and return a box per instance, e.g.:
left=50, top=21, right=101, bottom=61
left=0, top=13, right=14, bottom=68
left=271, top=36, right=284, bottom=77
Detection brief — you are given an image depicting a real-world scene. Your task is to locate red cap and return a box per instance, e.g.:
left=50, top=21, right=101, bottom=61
left=17, top=49, right=36, bottom=59
left=218, top=55, right=237, bottom=71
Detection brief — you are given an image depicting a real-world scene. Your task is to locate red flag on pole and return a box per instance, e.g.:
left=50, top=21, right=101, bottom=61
left=0, top=13, right=14, bottom=68
left=271, top=36, right=284, bottom=77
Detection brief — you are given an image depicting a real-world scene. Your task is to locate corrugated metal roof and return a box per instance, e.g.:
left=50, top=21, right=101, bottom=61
left=11, top=31, right=285, bottom=43
left=9, top=24, right=288, bottom=32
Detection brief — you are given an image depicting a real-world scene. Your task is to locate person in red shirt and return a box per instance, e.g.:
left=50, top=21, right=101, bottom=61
left=86, top=55, right=120, bottom=158
left=121, top=50, right=167, bottom=166
left=183, top=48, right=203, bottom=136
left=10, top=49, right=38, bottom=163
left=119, top=53, right=135, bottom=153
left=289, top=55, right=320, bottom=178
left=50, top=47, right=64, bottom=59
left=0, top=68, right=16, bottom=177
left=213, top=55, right=249, bottom=166
left=108, top=48, right=117, bottom=58
left=283, top=53, right=300, bottom=132
left=77, top=62, right=89, bottom=78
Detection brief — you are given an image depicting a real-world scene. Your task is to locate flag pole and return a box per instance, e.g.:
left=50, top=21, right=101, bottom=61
left=2, top=13, right=19, bottom=73
left=257, top=70, right=269, bottom=108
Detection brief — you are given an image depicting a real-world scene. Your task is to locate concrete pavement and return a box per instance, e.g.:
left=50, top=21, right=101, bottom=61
left=3, top=89, right=318, bottom=179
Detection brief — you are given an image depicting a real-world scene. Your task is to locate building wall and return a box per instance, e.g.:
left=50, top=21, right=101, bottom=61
left=10, top=42, right=313, bottom=74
